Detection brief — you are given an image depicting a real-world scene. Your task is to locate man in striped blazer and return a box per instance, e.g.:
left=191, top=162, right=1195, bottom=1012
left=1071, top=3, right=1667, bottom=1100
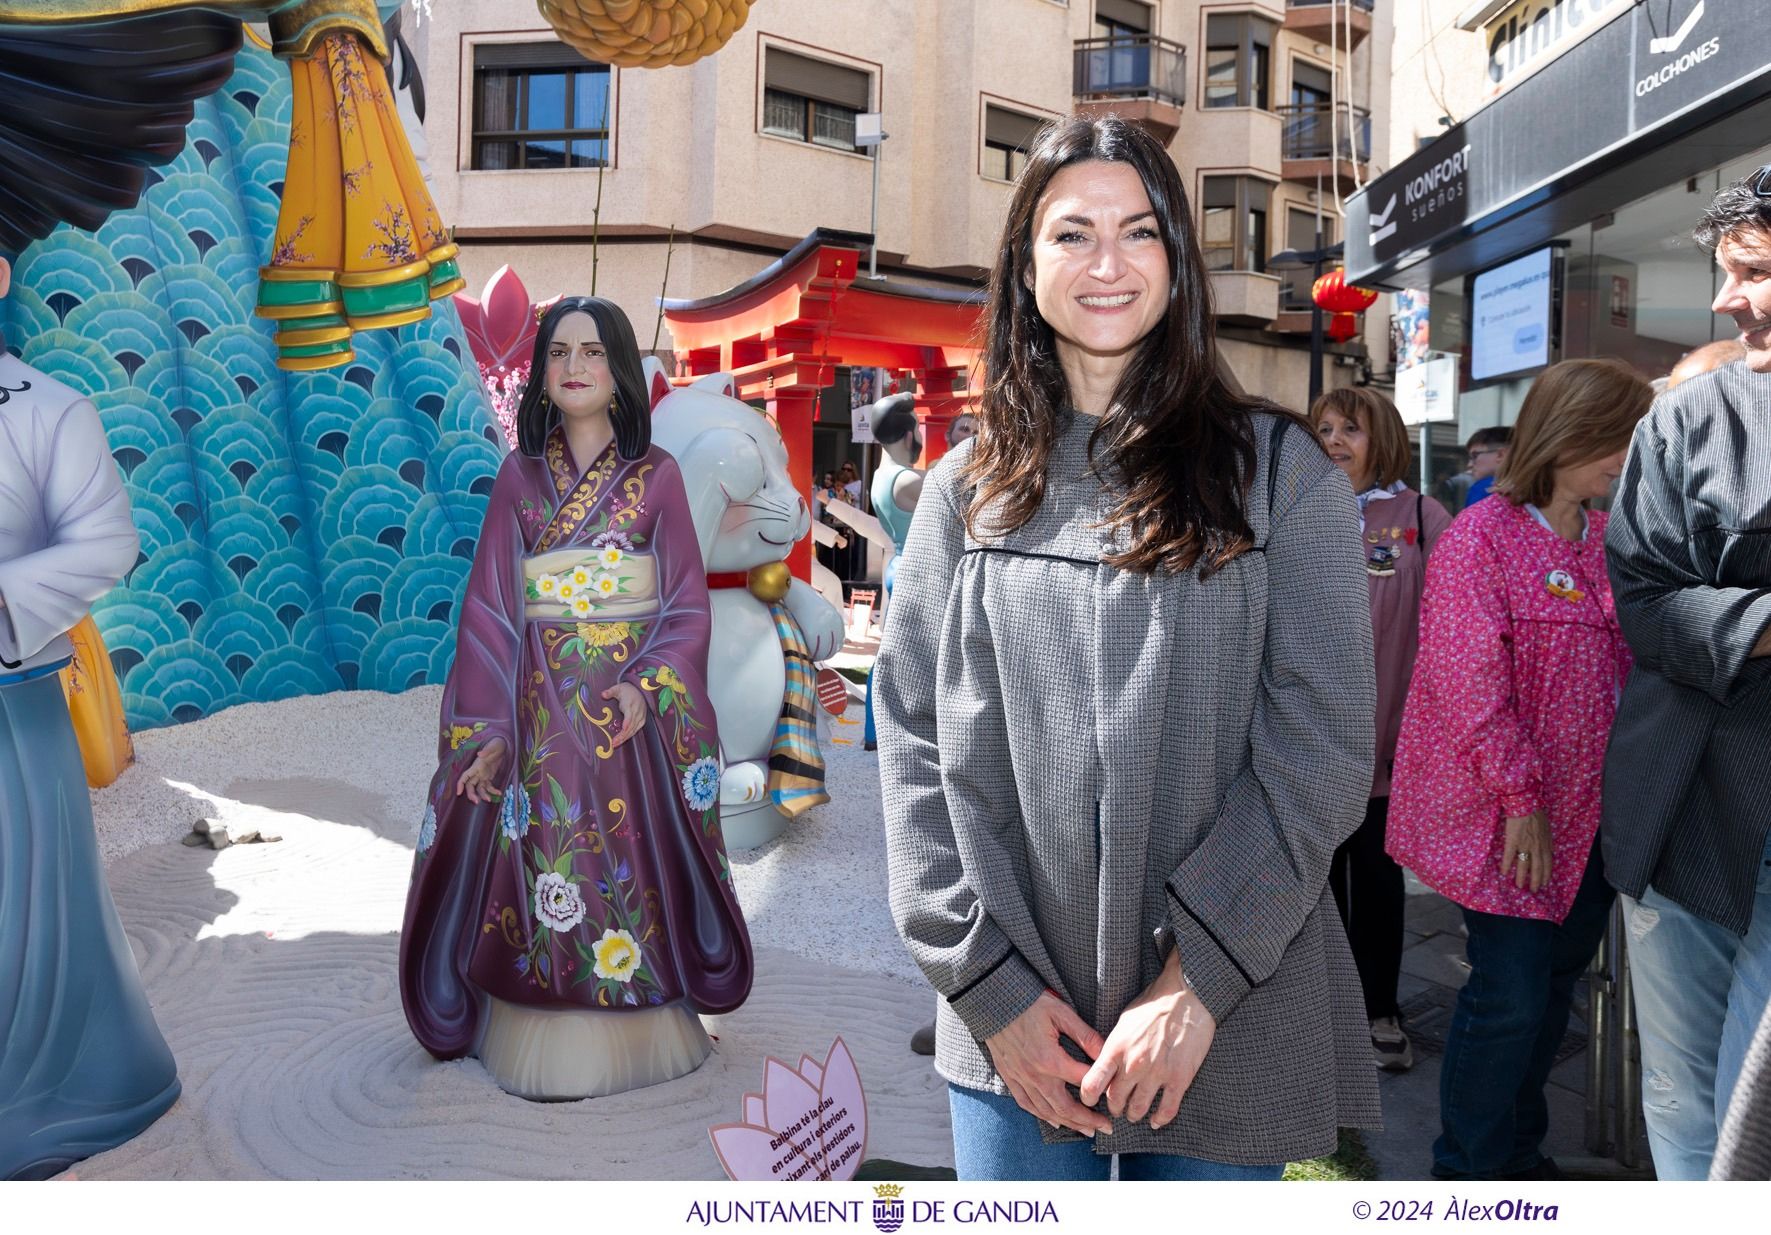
left=1601, top=170, right=1771, bottom=1181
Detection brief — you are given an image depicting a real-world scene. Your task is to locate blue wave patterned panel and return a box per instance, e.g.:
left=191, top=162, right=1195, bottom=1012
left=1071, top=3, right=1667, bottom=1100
left=0, top=32, right=504, bottom=729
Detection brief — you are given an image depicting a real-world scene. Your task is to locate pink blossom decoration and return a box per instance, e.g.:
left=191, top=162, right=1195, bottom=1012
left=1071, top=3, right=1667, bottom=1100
left=453, top=264, right=561, bottom=450
left=708, top=1037, right=868, bottom=1181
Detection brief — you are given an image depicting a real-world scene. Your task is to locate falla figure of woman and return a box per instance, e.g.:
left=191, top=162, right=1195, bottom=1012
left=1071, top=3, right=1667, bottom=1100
left=399, top=296, right=752, bottom=1099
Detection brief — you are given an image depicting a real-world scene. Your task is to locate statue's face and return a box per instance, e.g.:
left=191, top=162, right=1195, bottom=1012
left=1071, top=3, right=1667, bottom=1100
left=544, top=310, right=615, bottom=421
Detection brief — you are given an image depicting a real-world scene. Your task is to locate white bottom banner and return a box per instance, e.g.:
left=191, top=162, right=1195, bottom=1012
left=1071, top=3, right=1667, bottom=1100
left=10, top=1179, right=1768, bottom=1232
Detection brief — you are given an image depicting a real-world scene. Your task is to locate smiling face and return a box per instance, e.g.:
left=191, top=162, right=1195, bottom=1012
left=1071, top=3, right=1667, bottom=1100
left=544, top=310, right=615, bottom=422
left=1026, top=160, right=1170, bottom=379
left=649, top=380, right=812, bottom=573
left=1711, top=227, right=1771, bottom=373
left=1315, top=406, right=1375, bottom=492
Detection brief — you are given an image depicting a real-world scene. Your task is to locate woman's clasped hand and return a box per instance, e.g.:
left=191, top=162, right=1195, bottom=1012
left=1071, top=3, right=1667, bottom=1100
left=985, top=993, right=1110, bottom=1138
left=988, top=951, right=1216, bottom=1136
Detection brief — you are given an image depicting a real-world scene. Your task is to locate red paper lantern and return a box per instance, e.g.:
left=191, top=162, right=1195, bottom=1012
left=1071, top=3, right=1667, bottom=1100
left=1326, top=312, right=1361, bottom=343
left=1312, top=268, right=1379, bottom=315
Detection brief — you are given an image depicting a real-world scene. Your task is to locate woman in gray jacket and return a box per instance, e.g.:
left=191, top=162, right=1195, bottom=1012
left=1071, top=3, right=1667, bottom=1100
left=874, top=115, right=1380, bottom=1180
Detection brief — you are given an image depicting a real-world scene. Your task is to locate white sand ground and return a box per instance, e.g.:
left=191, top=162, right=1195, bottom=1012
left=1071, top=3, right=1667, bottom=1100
left=77, top=688, right=950, bottom=1180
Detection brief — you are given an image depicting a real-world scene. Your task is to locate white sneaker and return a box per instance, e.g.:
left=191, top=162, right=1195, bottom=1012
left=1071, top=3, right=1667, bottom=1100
left=1371, top=1016, right=1414, bottom=1072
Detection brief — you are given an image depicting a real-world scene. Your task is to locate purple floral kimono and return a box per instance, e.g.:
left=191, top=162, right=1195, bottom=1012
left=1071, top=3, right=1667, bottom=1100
left=400, top=431, right=752, bottom=1059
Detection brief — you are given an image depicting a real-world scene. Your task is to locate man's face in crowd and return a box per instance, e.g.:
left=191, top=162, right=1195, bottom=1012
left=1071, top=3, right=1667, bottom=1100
left=1711, top=226, right=1771, bottom=373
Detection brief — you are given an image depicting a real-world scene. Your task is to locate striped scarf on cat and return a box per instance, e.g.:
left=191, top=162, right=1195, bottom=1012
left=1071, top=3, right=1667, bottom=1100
left=766, top=602, right=829, bottom=816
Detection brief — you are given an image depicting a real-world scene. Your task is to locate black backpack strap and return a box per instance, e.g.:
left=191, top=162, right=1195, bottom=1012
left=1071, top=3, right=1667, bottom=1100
left=1261, top=415, right=1291, bottom=547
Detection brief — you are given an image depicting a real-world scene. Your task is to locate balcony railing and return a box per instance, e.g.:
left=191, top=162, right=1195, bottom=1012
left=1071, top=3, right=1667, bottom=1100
left=1279, top=102, right=1372, bottom=163
left=1072, top=36, right=1188, bottom=109
left=1288, top=0, right=1375, bottom=11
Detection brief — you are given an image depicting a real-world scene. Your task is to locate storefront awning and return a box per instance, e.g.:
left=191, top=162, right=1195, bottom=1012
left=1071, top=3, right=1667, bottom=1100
left=1346, top=0, right=1771, bottom=289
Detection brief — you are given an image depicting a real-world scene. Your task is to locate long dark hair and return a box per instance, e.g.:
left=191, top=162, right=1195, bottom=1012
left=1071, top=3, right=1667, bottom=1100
left=516, top=296, right=651, bottom=459
left=964, top=114, right=1287, bottom=576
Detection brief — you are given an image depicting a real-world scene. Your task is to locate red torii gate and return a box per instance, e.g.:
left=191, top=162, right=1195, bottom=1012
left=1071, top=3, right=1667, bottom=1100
left=662, top=228, right=983, bottom=580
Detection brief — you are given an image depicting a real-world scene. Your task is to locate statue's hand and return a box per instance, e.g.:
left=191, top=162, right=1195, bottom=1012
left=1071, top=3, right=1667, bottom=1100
left=455, top=737, right=508, bottom=804
left=603, top=682, right=648, bottom=749
left=784, top=578, right=846, bottom=662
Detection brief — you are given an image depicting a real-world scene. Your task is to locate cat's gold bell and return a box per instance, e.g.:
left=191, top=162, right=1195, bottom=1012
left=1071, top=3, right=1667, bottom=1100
left=746, top=562, right=792, bottom=604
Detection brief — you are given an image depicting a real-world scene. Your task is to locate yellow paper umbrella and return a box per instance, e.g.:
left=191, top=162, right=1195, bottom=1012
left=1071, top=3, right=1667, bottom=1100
left=255, top=29, right=464, bottom=370
left=539, top=0, right=758, bottom=68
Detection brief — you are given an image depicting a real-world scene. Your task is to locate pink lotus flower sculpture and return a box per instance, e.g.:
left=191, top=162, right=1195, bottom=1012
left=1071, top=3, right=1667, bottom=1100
left=453, top=264, right=560, bottom=450
left=709, top=1037, right=868, bottom=1181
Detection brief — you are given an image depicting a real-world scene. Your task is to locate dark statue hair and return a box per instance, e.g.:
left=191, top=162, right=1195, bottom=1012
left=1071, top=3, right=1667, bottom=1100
left=962, top=113, right=1294, bottom=577
left=0, top=12, right=240, bottom=253
left=1693, top=173, right=1771, bottom=251
left=383, top=9, right=426, bottom=124
left=516, top=296, right=652, bottom=460
left=871, top=393, right=920, bottom=447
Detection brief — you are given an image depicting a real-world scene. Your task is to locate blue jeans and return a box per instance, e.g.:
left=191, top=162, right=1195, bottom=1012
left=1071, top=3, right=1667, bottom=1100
left=1623, top=829, right=1771, bottom=1180
left=862, top=556, right=897, bottom=747
left=1433, top=840, right=1614, bottom=1179
left=948, top=1085, right=1284, bottom=1181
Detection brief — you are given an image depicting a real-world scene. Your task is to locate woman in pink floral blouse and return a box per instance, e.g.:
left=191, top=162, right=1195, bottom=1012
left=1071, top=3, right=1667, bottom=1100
left=1388, top=359, right=1649, bottom=1180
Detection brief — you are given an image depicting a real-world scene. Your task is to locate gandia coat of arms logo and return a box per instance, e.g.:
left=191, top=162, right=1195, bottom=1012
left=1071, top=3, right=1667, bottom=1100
left=872, top=1183, right=905, bottom=1233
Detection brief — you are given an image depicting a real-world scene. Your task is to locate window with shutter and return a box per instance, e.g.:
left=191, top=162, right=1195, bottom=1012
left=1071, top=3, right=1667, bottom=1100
left=1203, top=13, right=1275, bottom=110
left=982, top=105, right=1045, bottom=182
left=1094, top=0, right=1151, bottom=39
left=761, top=47, right=875, bottom=156
left=1291, top=60, right=1333, bottom=106
left=470, top=41, right=611, bottom=170
left=1201, top=176, right=1271, bottom=273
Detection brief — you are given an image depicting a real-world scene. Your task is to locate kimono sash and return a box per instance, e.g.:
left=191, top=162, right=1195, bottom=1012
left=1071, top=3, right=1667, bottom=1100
left=522, top=549, right=659, bottom=622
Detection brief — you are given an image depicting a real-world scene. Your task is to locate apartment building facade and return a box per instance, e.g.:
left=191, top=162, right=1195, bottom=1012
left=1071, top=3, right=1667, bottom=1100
left=418, top=0, right=1393, bottom=417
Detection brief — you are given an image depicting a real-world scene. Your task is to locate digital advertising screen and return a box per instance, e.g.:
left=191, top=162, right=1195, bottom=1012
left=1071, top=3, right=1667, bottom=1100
left=1470, top=246, right=1555, bottom=383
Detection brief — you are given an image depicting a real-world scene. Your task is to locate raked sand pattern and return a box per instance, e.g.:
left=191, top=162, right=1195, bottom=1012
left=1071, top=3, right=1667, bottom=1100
left=76, top=688, right=950, bottom=1179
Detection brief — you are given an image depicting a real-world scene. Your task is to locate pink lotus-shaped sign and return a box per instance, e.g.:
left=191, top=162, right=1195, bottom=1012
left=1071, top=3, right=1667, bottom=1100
left=709, top=1037, right=868, bottom=1181
left=453, top=263, right=559, bottom=376
left=453, top=265, right=562, bottom=451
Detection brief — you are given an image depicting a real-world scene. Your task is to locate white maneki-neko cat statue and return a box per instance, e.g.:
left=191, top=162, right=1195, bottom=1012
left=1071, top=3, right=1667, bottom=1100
left=645, top=363, right=845, bottom=849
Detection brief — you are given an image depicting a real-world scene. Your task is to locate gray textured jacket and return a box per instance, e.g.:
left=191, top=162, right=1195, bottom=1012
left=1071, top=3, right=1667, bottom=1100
left=1714, top=998, right=1771, bottom=1179
left=875, top=411, right=1381, bottom=1164
left=1601, top=364, right=1771, bottom=933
